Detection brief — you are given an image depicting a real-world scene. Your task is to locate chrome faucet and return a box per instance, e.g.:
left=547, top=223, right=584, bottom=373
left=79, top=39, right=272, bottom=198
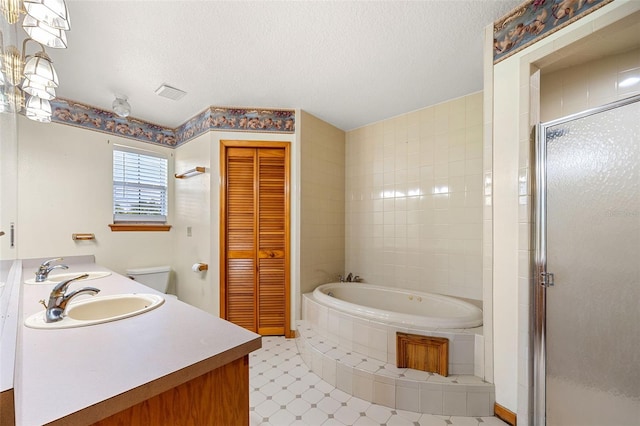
left=43, top=274, right=100, bottom=323
left=339, top=273, right=362, bottom=283
left=35, top=257, right=69, bottom=282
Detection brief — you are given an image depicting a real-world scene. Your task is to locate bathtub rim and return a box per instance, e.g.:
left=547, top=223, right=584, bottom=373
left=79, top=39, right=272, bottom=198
left=311, top=282, right=483, bottom=329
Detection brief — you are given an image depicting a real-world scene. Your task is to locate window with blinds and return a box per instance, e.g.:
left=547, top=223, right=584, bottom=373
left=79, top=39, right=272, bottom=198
left=113, top=148, right=168, bottom=223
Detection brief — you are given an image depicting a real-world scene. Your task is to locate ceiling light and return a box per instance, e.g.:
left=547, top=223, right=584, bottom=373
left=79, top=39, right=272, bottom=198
left=112, top=96, right=131, bottom=117
left=23, top=50, right=58, bottom=87
left=155, top=84, right=187, bottom=101
left=25, top=94, right=51, bottom=122
left=23, top=13, right=68, bottom=48
left=23, top=0, right=70, bottom=30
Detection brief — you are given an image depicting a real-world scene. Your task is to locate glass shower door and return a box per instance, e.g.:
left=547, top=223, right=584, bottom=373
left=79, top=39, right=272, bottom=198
left=539, top=96, right=640, bottom=426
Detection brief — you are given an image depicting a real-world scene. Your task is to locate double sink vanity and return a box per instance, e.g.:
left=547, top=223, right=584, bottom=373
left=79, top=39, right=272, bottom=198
left=1, top=255, right=261, bottom=425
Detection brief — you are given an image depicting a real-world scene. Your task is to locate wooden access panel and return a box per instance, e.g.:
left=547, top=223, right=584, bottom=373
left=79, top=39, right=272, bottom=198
left=221, top=141, right=290, bottom=337
left=396, top=332, right=449, bottom=377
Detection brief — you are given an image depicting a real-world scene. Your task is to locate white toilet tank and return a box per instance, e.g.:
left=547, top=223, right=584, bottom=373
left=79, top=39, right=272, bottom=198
left=126, top=266, right=171, bottom=293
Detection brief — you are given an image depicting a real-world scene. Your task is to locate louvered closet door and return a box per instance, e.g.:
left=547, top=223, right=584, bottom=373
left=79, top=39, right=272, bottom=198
left=222, top=143, right=289, bottom=336
left=225, top=148, right=257, bottom=331
left=256, top=149, right=286, bottom=335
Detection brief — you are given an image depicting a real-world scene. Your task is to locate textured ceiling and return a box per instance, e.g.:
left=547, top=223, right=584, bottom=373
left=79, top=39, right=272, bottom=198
left=43, top=0, right=522, bottom=131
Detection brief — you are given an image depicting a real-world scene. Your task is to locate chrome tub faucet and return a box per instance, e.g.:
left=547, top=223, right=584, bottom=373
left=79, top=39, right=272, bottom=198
left=43, top=274, right=100, bottom=323
left=35, top=257, right=69, bottom=282
left=340, top=273, right=361, bottom=283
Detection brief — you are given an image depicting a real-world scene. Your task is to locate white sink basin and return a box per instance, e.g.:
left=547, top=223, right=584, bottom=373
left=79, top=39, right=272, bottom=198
left=24, top=293, right=164, bottom=329
left=24, top=271, right=111, bottom=285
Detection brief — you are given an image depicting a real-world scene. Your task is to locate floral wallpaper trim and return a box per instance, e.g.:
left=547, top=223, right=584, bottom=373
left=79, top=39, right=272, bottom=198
left=493, top=0, right=614, bottom=64
left=175, top=106, right=296, bottom=145
left=50, top=98, right=296, bottom=148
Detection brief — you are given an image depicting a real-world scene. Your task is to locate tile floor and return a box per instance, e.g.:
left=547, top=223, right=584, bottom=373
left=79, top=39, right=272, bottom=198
left=250, top=336, right=508, bottom=426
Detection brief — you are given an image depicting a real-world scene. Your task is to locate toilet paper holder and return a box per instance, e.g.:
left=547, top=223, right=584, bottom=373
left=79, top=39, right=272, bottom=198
left=192, top=263, right=208, bottom=272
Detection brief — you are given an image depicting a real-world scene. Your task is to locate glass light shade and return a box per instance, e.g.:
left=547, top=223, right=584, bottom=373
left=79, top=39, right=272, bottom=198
left=24, top=0, right=71, bottom=30
left=25, top=95, right=52, bottom=122
left=22, top=77, right=56, bottom=100
left=112, top=97, right=131, bottom=118
left=23, top=14, right=68, bottom=49
left=23, top=52, right=59, bottom=87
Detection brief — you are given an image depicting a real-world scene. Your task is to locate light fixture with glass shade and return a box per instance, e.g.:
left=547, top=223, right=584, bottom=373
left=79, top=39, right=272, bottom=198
left=22, top=13, right=68, bottom=48
left=25, top=93, right=51, bottom=122
left=23, top=0, right=70, bottom=30
left=22, top=77, right=55, bottom=99
left=0, top=0, right=71, bottom=121
left=112, top=96, right=131, bottom=118
left=22, top=49, right=58, bottom=87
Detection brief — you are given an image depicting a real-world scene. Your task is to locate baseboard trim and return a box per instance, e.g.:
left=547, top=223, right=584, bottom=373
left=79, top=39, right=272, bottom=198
left=495, top=403, right=517, bottom=426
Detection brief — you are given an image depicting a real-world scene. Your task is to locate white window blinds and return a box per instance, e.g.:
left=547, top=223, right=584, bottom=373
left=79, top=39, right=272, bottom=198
left=113, top=148, right=168, bottom=223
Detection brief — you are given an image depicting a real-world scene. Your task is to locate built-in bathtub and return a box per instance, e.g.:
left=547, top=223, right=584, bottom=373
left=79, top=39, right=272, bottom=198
left=298, top=283, right=493, bottom=415
left=302, top=283, right=485, bottom=376
left=313, top=283, right=483, bottom=329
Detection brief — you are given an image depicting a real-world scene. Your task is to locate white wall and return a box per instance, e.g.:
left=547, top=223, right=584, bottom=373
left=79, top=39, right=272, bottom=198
left=17, top=118, right=175, bottom=274
left=173, top=132, right=212, bottom=311
left=345, top=93, right=484, bottom=300
left=487, top=1, right=640, bottom=421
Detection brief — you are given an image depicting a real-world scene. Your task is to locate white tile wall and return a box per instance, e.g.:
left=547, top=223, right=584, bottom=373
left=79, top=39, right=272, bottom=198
left=541, top=48, right=640, bottom=122
left=345, top=94, right=484, bottom=301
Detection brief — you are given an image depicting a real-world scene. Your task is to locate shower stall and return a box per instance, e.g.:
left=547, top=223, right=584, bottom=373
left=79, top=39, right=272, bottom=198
left=534, top=94, right=640, bottom=425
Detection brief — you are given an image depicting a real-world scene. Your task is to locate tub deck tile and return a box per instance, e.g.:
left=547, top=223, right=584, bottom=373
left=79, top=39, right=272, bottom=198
left=296, top=319, right=495, bottom=417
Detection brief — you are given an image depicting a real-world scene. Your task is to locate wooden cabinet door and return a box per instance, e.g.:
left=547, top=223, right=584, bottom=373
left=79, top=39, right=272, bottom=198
left=221, top=142, right=290, bottom=336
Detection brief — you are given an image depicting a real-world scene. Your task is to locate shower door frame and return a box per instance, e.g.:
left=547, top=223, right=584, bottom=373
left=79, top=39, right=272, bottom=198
left=532, top=93, right=640, bottom=425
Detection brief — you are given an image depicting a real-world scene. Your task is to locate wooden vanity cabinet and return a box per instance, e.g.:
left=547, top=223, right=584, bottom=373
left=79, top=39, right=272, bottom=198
left=89, top=355, right=249, bottom=426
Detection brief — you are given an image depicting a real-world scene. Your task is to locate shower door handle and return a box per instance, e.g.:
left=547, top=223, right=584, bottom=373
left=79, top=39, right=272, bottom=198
left=540, top=272, right=555, bottom=287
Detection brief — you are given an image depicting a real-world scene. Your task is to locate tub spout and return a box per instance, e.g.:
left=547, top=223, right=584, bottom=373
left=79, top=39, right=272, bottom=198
left=345, top=273, right=353, bottom=282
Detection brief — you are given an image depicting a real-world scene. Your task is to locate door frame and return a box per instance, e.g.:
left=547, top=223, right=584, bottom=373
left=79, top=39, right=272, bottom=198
left=219, top=140, right=292, bottom=338
left=532, top=94, right=640, bottom=425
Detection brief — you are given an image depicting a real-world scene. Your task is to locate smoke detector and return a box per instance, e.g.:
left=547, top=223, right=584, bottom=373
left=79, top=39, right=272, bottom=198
left=155, top=84, right=187, bottom=101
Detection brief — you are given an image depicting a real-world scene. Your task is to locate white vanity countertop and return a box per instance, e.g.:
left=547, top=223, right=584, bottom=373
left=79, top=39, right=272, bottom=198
left=16, top=262, right=261, bottom=426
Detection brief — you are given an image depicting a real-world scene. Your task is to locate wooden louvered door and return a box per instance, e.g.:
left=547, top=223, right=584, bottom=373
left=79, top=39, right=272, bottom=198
left=221, top=141, right=290, bottom=337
